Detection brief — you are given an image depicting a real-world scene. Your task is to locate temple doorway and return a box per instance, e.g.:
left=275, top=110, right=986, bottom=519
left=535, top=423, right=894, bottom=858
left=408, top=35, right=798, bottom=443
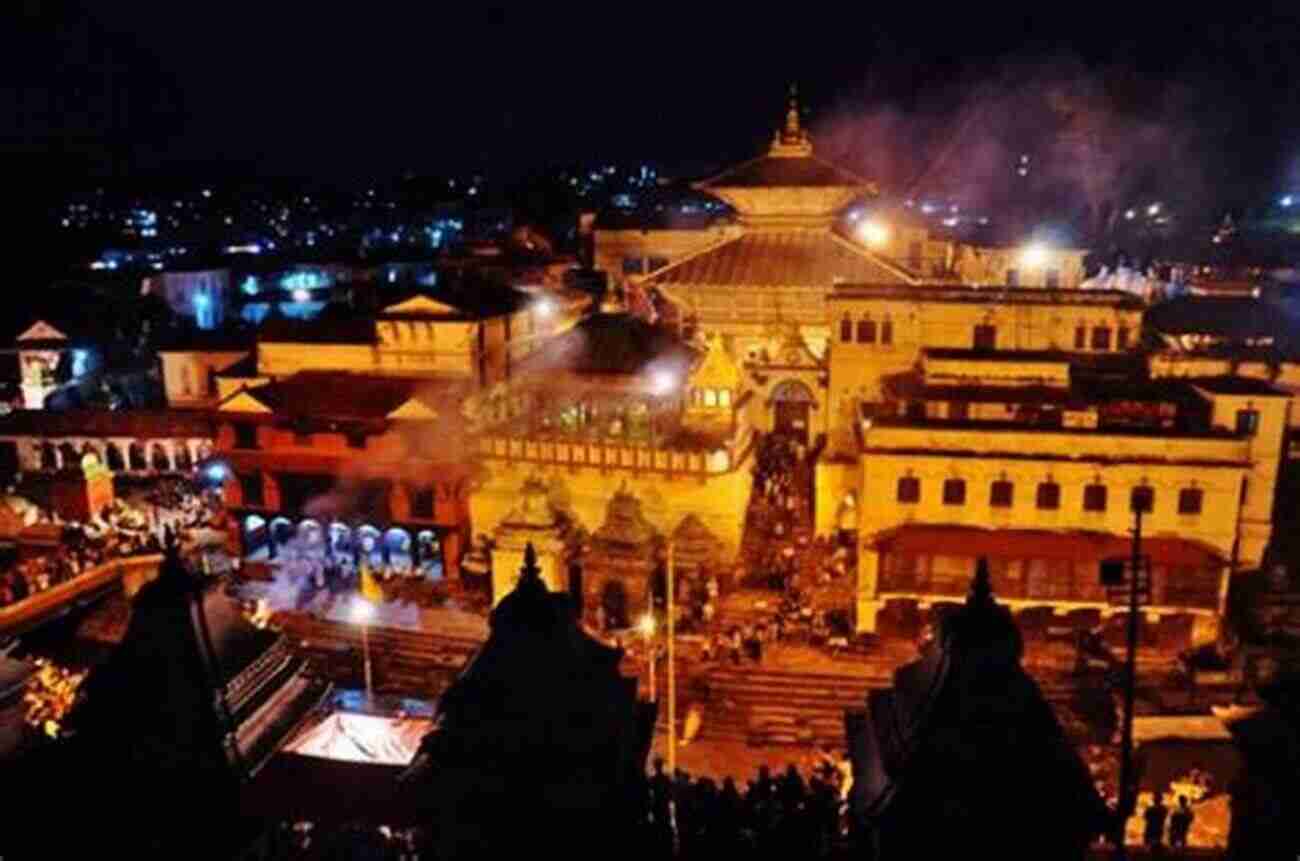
left=601, top=580, right=629, bottom=630
left=771, top=379, right=815, bottom=445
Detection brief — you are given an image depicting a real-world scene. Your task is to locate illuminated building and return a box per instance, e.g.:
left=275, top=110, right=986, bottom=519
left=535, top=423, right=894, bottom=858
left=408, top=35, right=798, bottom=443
left=13, top=320, right=71, bottom=410
left=141, top=268, right=232, bottom=330
left=466, top=312, right=755, bottom=608
left=208, top=284, right=592, bottom=576
left=821, top=286, right=1290, bottom=645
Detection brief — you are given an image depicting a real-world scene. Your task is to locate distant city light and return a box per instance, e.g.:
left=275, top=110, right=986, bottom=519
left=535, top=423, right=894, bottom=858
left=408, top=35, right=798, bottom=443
left=1125, top=209, right=1136, bottom=220
left=205, top=463, right=228, bottom=482
left=225, top=243, right=262, bottom=255
left=201, top=188, right=212, bottom=198
left=241, top=276, right=260, bottom=295
left=857, top=220, right=890, bottom=248
left=291, top=288, right=311, bottom=302
left=1147, top=203, right=1161, bottom=216
left=1283, top=195, right=1295, bottom=208
left=194, top=293, right=211, bottom=309
left=1019, top=243, right=1049, bottom=268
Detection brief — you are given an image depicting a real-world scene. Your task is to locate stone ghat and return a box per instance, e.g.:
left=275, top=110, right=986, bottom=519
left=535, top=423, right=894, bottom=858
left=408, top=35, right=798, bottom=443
left=277, top=612, right=484, bottom=699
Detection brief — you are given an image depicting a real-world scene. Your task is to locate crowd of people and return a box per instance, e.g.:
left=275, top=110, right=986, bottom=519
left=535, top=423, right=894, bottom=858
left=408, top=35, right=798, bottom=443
left=0, top=479, right=225, bottom=608
left=641, top=754, right=859, bottom=857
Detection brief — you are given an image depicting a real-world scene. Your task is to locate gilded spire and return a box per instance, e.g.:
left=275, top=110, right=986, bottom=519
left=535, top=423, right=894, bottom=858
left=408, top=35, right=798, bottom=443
left=785, top=83, right=801, bottom=138
left=770, top=83, right=813, bottom=157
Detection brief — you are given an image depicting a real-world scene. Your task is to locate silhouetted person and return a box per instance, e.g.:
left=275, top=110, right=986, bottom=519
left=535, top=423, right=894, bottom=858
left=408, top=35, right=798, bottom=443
left=1168, top=795, right=1193, bottom=850
left=1144, top=795, right=1169, bottom=850
left=648, top=756, right=673, bottom=850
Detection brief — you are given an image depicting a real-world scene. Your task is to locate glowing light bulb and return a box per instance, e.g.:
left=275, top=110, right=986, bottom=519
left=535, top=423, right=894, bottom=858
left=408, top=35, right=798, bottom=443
left=1020, top=243, right=1049, bottom=268
left=857, top=220, right=890, bottom=248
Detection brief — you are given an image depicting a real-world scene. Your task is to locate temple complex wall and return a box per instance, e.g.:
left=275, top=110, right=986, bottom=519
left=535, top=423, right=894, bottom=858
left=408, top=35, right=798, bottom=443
left=468, top=460, right=750, bottom=564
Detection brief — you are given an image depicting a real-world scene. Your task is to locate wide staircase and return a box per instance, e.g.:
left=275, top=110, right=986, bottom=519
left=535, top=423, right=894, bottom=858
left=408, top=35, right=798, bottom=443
left=692, top=659, right=1089, bottom=748
left=278, top=613, right=484, bottom=699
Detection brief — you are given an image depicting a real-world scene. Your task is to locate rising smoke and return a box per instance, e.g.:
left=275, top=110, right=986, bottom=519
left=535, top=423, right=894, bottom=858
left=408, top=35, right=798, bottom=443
left=811, top=55, right=1245, bottom=239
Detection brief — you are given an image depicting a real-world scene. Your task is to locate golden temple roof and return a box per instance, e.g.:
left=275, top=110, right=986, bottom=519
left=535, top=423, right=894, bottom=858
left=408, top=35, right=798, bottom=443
left=642, top=229, right=917, bottom=289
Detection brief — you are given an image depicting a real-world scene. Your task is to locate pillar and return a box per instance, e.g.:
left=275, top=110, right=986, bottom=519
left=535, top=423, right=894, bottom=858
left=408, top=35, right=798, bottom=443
left=855, top=536, right=883, bottom=634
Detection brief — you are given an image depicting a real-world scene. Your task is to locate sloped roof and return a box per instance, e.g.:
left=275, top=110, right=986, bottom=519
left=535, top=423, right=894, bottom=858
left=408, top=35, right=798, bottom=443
left=643, top=230, right=916, bottom=288
left=230, top=373, right=454, bottom=421
left=700, top=153, right=869, bottom=189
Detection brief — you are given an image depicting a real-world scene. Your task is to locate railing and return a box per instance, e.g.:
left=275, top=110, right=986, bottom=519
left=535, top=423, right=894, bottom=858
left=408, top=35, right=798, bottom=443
left=478, top=432, right=751, bottom=475
left=0, top=554, right=163, bottom=636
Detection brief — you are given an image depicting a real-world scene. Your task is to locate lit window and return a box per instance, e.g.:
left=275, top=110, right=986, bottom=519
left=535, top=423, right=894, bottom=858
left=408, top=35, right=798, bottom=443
left=989, top=480, right=1014, bottom=508
left=704, top=389, right=718, bottom=407
left=719, top=389, right=731, bottom=407
left=942, top=479, right=966, bottom=506
left=1178, top=488, right=1203, bottom=515
left=896, top=476, right=920, bottom=503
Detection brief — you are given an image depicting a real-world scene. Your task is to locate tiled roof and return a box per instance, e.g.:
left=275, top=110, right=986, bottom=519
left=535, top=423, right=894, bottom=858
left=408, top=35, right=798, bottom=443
left=874, top=524, right=1226, bottom=568
left=643, top=230, right=915, bottom=289
left=700, top=155, right=868, bottom=189
left=236, top=373, right=459, bottom=421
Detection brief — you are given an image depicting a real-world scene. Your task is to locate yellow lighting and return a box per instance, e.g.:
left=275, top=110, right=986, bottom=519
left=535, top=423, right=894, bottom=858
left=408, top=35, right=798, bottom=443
left=352, top=600, right=375, bottom=624
left=1020, top=243, right=1049, bottom=268
left=534, top=298, right=556, bottom=318
left=638, top=613, right=656, bottom=637
left=857, top=220, right=890, bottom=248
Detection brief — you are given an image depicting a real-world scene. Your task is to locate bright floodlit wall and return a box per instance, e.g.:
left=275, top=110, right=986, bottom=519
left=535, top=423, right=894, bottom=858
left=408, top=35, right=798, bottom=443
left=849, top=422, right=1264, bottom=641
left=468, top=438, right=753, bottom=562
left=666, top=285, right=833, bottom=359
left=825, top=286, right=1145, bottom=451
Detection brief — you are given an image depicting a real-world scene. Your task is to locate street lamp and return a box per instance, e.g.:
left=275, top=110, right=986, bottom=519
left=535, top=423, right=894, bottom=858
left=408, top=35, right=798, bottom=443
left=1019, top=242, right=1049, bottom=270
left=856, top=219, right=890, bottom=248
left=352, top=599, right=375, bottom=704
left=639, top=612, right=657, bottom=701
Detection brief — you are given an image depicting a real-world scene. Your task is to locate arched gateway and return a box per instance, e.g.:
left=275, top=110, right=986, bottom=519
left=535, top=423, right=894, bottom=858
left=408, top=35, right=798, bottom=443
left=770, top=379, right=816, bottom=445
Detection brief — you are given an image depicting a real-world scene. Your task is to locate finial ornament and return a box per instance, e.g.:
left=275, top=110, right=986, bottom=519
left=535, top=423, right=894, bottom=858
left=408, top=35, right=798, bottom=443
left=786, top=83, right=801, bottom=136
left=521, top=542, right=541, bottom=582
left=968, top=557, right=994, bottom=608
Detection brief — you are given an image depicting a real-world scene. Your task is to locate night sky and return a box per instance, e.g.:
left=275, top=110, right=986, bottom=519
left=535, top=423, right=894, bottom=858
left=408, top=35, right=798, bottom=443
left=5, top=3, right=1300, bottom=206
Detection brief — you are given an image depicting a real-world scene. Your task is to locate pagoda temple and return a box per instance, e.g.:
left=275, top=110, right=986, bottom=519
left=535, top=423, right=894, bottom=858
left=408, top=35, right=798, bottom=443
left=847, top=558, right=1108, bottom=858
left=24, top=536, right=331, bottom=856
left=405, top=543, right=654, bottom=859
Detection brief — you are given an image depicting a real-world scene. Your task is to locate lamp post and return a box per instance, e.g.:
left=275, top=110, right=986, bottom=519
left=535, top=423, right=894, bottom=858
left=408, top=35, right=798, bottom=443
left=352, top=599, right=375, bottom=705
left=666, top=539, right=676, bottom=776
left=639, top=612, right=657, bottom=701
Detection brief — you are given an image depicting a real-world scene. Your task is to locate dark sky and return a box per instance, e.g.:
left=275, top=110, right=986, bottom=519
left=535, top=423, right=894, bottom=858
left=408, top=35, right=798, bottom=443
left=7, top=2, right=1300, bottom=208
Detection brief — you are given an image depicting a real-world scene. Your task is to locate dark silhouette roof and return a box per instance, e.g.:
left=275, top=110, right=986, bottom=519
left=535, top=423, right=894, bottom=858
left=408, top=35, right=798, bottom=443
left=1146, top=296, right=1295, bottom=341
left=848, top=558, right=1108, bottom=856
